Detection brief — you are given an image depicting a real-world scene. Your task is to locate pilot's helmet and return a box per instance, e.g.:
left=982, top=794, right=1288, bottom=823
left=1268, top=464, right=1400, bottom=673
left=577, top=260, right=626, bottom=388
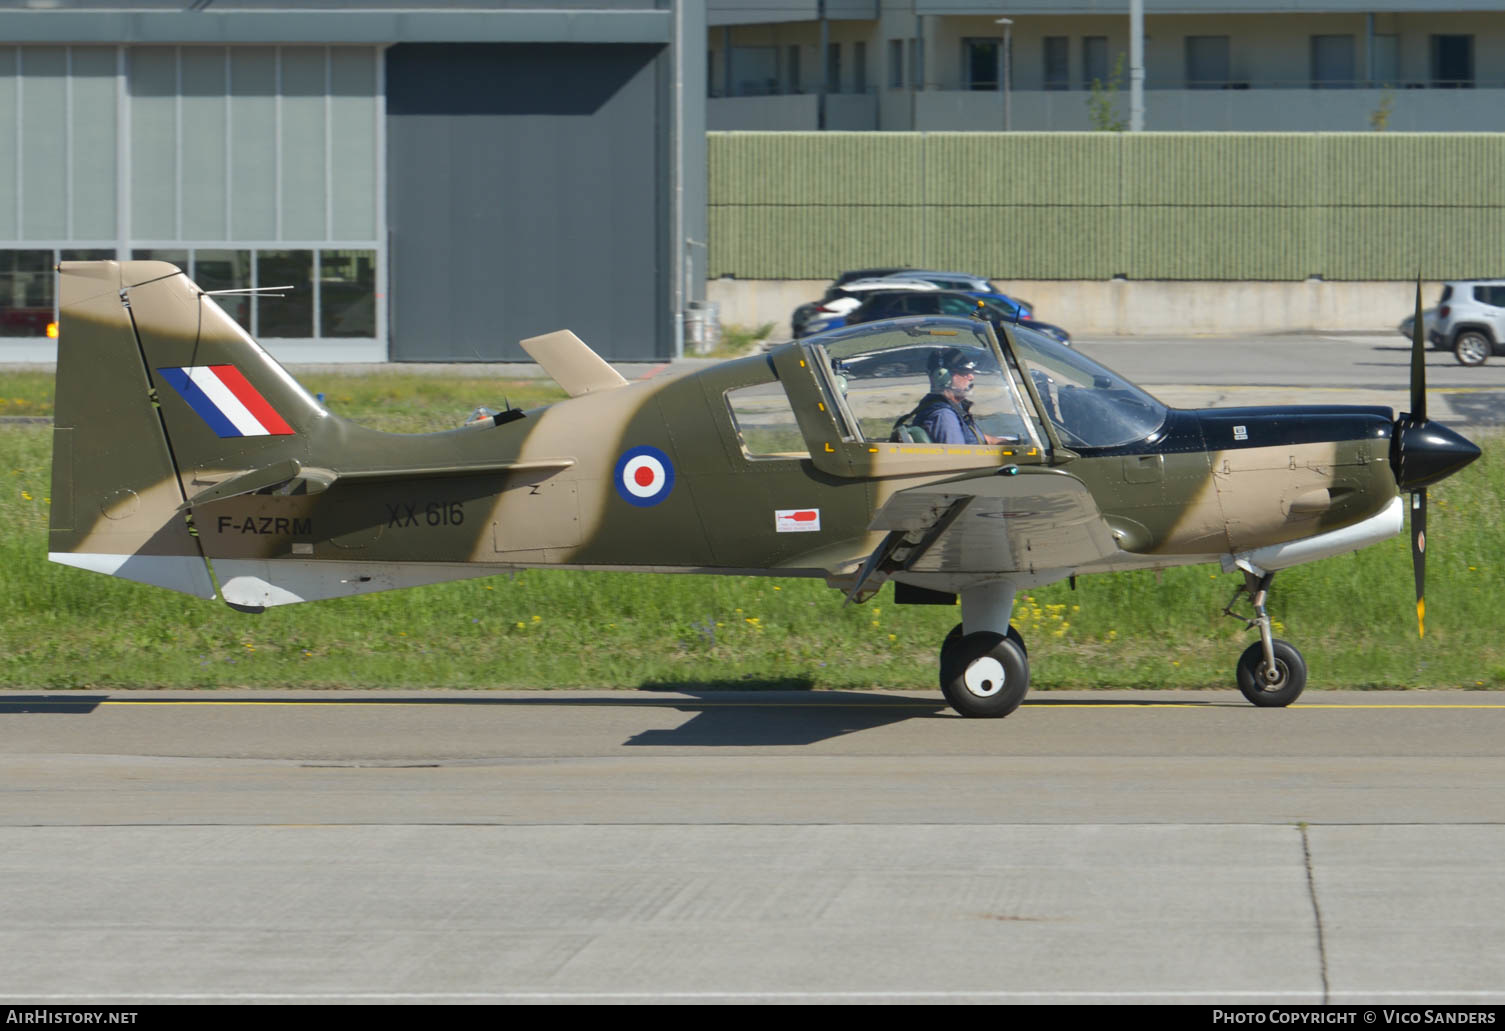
left=929, top=347, right=979, bottom=393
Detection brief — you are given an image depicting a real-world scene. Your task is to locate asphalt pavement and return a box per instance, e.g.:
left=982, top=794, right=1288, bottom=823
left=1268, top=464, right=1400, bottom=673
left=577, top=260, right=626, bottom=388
left=3, top=689, right=1503, bottom=1004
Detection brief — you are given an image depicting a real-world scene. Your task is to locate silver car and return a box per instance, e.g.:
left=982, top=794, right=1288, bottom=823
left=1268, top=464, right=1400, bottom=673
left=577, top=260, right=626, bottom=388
left=1404, top=280, right=1505, bottom=367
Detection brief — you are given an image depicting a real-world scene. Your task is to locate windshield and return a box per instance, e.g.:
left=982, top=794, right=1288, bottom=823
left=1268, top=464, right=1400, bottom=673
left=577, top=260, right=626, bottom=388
left=1006, top=323, right=1168, bottom=448
left=804, top=317, right=1041, bottom=448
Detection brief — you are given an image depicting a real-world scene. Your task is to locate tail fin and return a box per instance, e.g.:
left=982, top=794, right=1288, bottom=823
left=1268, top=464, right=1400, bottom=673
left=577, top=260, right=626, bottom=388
left=48, top=260, right=323, bottom=597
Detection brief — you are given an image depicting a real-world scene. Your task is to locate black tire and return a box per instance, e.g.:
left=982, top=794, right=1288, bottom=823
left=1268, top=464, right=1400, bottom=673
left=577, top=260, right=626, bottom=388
left=940, top=629, right=1030, bottom=719
left=1236, top=639, right=1307, bottom=708
left=942, top=621, right=1026, bottom=658
left=1454, top=330, right=1491, bottom=367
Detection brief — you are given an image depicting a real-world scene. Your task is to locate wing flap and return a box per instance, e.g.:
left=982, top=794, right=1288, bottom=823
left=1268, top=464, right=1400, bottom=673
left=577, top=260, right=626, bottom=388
left=873, top=468, right=1119, bottom=575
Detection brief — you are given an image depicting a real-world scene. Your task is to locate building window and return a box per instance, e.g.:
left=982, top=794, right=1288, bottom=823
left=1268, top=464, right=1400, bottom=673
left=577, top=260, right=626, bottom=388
left=730, top=46, right=778, bottom=96
left=826, top=42, right=841, bottom=93
left=1311, top=35, right=1356, bottom=88
left=193, top=249, right=253, bottom=330
left=1083, top=36, right=1109, bottom=89
left=854, top=41, right=867, bottom=93
left=1043, top=36, right=1069, bottom=91
left=0, top=251, right=54, bottom=338
left=786, top=44, right=801, bottom=94
left=1185, top=35, right=1231, bottom=89
left=1370, top=34, right=1398, bottom=86
left=256, top=250, right=314, bottom=338
left=908, top=38, right=922, bottom=89
left=131, top=248, right=189, bottom=266
left=963, top=38, right=1000, bottom=91
left=320, top=250, right=376, bottom=338
left=1430, top=35, right=1473, bottom=88
left=888, top=38, right=903, bottom=88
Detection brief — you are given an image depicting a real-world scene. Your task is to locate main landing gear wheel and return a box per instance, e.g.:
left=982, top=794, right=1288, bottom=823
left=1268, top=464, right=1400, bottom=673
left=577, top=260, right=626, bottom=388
left=940, top=623, right=1030, bottom=719
left=941, top=622, right=1027, bottom=658
left=1236, top=639, right=1307, bottom=708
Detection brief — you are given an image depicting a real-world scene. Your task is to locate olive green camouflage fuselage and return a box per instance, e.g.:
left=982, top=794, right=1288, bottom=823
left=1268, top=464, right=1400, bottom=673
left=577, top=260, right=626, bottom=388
left=48, top=261, right=1401, bottom=613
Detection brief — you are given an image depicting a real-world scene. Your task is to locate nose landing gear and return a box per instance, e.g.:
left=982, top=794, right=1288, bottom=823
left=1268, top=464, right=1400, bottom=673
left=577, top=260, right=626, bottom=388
left=1223, top=569, right=1308, bottom=707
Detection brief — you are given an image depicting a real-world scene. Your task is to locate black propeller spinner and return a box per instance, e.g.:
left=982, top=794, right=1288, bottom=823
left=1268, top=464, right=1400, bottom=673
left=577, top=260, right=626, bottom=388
left=1389, top=279, right=1482, bottom=636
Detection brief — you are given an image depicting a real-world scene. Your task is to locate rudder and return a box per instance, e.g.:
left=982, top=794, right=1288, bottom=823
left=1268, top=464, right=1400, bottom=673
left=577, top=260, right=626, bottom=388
left=49, top=260, right=324, bottom=598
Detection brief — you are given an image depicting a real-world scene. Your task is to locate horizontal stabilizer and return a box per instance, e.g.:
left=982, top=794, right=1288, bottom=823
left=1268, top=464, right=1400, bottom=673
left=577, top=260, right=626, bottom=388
left=519, top=330, right=629, bottom=397
left=337, top=458, right=576, bottom=483
left=183, top=458, right=576, bottom=512
left=182, top=459, right=310, bottom=509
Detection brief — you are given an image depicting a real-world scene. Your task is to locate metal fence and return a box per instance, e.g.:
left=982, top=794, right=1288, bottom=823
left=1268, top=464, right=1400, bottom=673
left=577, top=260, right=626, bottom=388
left=708, top=132, right=1505, bottom=280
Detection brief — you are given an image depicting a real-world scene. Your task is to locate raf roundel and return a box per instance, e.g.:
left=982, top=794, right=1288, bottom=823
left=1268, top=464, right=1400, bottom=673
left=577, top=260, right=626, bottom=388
left=614, top=445, right=675, bottom=507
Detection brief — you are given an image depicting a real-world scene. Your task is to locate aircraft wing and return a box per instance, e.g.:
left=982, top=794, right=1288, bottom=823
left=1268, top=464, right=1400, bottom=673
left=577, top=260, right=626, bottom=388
left=868, top=467, right=1120, bottom=576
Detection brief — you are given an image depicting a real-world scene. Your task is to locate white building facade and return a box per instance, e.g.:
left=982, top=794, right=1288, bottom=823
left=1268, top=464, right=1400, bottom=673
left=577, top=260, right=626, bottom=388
left=709, top=1, right=1505, bottom=132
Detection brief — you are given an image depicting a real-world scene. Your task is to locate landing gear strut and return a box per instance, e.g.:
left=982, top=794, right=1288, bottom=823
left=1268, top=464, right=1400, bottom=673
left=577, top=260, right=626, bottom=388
left=1223, top=569, right=1307, bottom=707
left=940, top=583, right=1030, bottom=718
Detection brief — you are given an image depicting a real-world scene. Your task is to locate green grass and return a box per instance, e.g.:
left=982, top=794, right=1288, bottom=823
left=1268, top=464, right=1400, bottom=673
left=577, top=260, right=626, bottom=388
left=704, top=322, right=776, bottom=359
left=2, top=368, right=1502, bottom=691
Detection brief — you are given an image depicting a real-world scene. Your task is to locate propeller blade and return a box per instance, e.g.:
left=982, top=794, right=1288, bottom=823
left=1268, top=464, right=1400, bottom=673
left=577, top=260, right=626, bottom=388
left=1411, top=276, right=1427, bottom=423
left=1411, top=489, right=1427, bottom=638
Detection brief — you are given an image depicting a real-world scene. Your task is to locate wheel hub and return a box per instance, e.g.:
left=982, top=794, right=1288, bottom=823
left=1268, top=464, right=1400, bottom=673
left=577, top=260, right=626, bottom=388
left=963, top=656, right=1006, bottom=697
left=1259, top=659, right=1289, bottom=690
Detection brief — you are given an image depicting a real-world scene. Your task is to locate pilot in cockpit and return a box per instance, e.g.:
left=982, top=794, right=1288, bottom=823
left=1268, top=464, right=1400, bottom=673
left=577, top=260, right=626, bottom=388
left=911, top=348, right=1015, bottom=445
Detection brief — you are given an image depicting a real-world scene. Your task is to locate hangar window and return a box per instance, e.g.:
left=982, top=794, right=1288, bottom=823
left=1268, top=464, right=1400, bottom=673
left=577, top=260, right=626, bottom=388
left=0, top=251, right=54, bottom=338
left=320, top=250, right=376, bottom=338
left=0, top=44, right=382, bottom=349
left=132, top=248, right=190, bottom=267
left=257, top=251, right=315, bottom=338
left=193, top=250, right=253, bottom=330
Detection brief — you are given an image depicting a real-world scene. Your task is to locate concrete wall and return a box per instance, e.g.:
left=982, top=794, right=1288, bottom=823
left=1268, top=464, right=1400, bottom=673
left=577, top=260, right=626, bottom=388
left=707, top=277, right=1440, bottom=338
left=710, top=94, right=818, bottom=130
left=709, top=92, right=877, bottom=130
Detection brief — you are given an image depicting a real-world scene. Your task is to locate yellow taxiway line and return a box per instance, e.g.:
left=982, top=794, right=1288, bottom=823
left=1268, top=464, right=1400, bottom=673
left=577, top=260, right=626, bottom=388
left=14, top=698, right=1503, bottom=710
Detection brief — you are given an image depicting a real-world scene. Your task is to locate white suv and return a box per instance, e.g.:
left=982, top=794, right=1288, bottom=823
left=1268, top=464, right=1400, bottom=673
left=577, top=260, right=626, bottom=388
left=1432, top=280, right=1505, bottom=366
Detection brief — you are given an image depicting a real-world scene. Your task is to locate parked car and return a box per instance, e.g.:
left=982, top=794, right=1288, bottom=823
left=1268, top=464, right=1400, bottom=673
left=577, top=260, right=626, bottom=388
left=841, top=289, right=1072, bottom=346
left=876, top=270, right=1036, bottom=319
left=788, top=268, right=916, bottom=337
left=792, top=278, right=941, bottom=337
left=1405, top=280, right=1505, bottom=366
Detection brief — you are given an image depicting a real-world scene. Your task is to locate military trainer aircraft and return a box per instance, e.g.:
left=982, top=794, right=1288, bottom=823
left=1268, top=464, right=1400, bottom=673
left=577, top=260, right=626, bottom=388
left=48, top=261, right=1479, bottom=717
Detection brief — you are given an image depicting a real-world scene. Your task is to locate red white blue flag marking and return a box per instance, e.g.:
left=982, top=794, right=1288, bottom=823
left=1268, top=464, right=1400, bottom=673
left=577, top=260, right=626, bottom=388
left=157, top=365, right=295, bottom=438
left=614, top=445, right=674, bottom=507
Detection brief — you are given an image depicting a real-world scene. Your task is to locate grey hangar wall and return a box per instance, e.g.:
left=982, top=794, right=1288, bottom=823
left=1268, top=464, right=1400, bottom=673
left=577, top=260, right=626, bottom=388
left=0, top=3, right=707, bottom=363
left=385, top=42, right=668, bottom=362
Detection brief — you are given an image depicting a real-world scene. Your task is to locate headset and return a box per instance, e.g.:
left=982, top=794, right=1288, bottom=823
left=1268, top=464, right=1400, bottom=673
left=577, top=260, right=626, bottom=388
left=927, top=347, right=980, bottom=393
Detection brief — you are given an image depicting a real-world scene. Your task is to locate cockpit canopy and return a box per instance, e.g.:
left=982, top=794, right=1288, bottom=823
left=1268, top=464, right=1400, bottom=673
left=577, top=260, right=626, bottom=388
left=803, top=317, right=1167, bottom=450
left=1007, top=322, right=1168, bottom=448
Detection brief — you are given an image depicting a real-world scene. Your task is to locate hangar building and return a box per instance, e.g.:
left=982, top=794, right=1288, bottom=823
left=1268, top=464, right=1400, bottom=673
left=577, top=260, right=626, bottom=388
left=0, top=0, right=707, bottom=362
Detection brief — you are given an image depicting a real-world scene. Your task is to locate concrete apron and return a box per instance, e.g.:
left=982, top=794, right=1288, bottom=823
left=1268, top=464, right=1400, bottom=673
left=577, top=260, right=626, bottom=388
left=710, top=278, right=1441, bottom=339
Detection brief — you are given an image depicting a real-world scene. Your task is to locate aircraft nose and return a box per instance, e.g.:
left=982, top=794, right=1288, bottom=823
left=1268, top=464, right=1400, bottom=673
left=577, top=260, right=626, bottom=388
left=1390, top=417, right=1481, bottom=491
